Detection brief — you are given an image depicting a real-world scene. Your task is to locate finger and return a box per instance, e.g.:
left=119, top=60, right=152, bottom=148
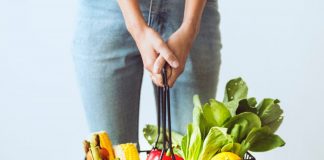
left=167, top=69, right=181, bottom=88
left=151, top=74, right=164, bottom=87
left=153, top=55, right=166, bottom=74
left=152, top=39, right=179, bottom=68
left=166, top=65, right=172, bottom=79
left=143, top=52, right=158, bottom=73
left=167, top=75, right=176, bottom=88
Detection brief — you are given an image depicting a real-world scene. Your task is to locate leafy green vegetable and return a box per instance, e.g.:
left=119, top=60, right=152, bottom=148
left=182, top=124, right=193, bottom=159
left=236, top=98, right=258, bottom=114
left=265, top=116, right=284, bottom=133
left=188, top=125, right=202, bottom=160
left=221, top=142, right=234, bottom=152
left=143, top=77, right=286, bottom=160
left=230, top=124, right=243, bottom=142
left=193, top=95, right=202, bottom=108
left=224, top=100, right=240, bottom=116
left=223, top=112, right=262, bottom=143
left=231, top=143, right=243, bottom=156
left=202, top=99, right=231, bottom=127
left=223, top=77, right=248, bottom=103
left=173, top=147, right=185, bottom=158
left=193, top=106, right=209, bottom=139
left=258, top=98, right=284, bottom=132
left=222, top=78, right=249, bottom=116
left=198, top=127, right=230, bottom=160
left=143, top=124, right=159, bottom=146
left=143, top=124, right=183, bottom=149
left=242, top=127, right=285, bottom=152
left=181, top=135, right=188, bottom=158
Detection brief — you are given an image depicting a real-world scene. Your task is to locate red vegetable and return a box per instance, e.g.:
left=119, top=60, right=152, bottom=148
left=146, top=149, right=183, bottom=160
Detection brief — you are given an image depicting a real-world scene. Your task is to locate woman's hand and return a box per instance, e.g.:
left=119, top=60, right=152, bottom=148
left=150, top=0, right=207, bottom=87
left=117, top=0, right=179, bottom=82
left=130, top=26, right=180, bottom=73
left=117, top=0, right=205, bottom=87
left=152, top=24, right=198, bottom=87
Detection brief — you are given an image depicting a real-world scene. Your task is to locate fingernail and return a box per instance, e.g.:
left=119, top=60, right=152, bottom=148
left=172, top=61, right=179, bottom=68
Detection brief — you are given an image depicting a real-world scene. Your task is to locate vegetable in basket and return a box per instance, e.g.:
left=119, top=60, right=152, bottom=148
left=146, top=149, right=184, bottom=160
left=83, top=131, right=115, bottom=160
left=144, top=77, right=286, bottom=160
left=83, top=131, right=140, bottom=160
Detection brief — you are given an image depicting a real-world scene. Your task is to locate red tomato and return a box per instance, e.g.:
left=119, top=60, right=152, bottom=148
left=146, top=149, right=183, bottom=160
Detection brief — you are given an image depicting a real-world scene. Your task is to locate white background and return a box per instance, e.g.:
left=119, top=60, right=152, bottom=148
left=1, top=0, right=323, bottom=159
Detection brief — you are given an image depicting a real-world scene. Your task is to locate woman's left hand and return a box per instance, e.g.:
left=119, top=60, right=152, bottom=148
left=151, top=24, right=199, bottom=87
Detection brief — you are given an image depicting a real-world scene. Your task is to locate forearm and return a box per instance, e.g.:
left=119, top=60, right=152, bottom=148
left=181, top=0, right=207, bottom=37
left=117, top=0, right=148, bottom=38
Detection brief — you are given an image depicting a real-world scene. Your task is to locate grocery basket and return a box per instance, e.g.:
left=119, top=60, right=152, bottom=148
left=83, top=69, right=256, bottom=160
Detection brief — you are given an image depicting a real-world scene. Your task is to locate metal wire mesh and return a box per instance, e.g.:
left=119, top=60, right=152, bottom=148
left=244, top=152, right=256, bottom=160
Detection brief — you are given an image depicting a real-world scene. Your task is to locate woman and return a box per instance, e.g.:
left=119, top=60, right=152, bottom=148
left=72, top=0, right=222, bottom=146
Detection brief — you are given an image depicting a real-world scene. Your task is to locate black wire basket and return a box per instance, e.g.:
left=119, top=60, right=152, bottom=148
left=244, top=152, right=256, bottom=160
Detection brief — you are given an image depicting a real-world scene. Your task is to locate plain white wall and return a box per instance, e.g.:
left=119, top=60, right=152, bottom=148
left=0, top=0, right=323, bottom=159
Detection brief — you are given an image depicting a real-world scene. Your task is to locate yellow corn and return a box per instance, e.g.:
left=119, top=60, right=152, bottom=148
left=114, top=143, right=140, bottom=160
left=96, top=131, right=115, bottom=160
left=90, top=134, right=102, bottom=160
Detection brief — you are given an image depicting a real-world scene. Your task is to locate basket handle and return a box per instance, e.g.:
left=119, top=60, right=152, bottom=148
left=152, top=65, right=176, bottom=160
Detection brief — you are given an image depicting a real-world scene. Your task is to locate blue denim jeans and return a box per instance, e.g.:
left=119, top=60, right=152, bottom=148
left=72, top=0, right=221, bottom=145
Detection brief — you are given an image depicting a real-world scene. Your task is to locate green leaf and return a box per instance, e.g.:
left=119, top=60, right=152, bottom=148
left=258, top=98, right=284, bottom=131
left=223, top=77, right=248, bottom=103
left=142, top=124, right=183, bottom=149
left=198, top=127, right=230, bottom=160
left=202, top=99, right=232, bottom=127
left=193, top=95, right=202, bottom=108
left=224, top=100, right=240, bottom=116
left=221, top=143, right=233, bottom=152
left=181, top=135, right=188, bottom=159
left=244, top=127, right=285, bottom=152
left=236, top=98, right=258, bottom=114
left=264, top=116, right=284, bottom=133
left=188, top=126, right=202, bottom=160
left=182, top=124, right=193, bottom=159
left=237, top=141, right=251, bottom=158
left=193, top=107, right=209, bottom=139
left=143, top=124, right=159, bottom=145
left=232, top=143, right=243, bottom=156
left=223, top=112, right=261, bottom=143
left=174, top=148, right=184, bottom=158
left=230, top=124, right=243, bottom=142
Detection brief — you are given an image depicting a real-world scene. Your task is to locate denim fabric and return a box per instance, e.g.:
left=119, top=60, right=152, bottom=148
left=72, top=0, right=221, bottom=146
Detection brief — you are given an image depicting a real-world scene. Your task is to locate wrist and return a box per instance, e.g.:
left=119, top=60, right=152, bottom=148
left=126, top=19, right=148, bottom=40
left=180, top=21, right=200, bottom=40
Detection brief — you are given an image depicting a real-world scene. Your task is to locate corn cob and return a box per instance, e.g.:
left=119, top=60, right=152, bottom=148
left=90, top=134, right=102, bottom=160
left=96, top=131, right=115, bottom=160
left=113, top=143, right=140, bottom=160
